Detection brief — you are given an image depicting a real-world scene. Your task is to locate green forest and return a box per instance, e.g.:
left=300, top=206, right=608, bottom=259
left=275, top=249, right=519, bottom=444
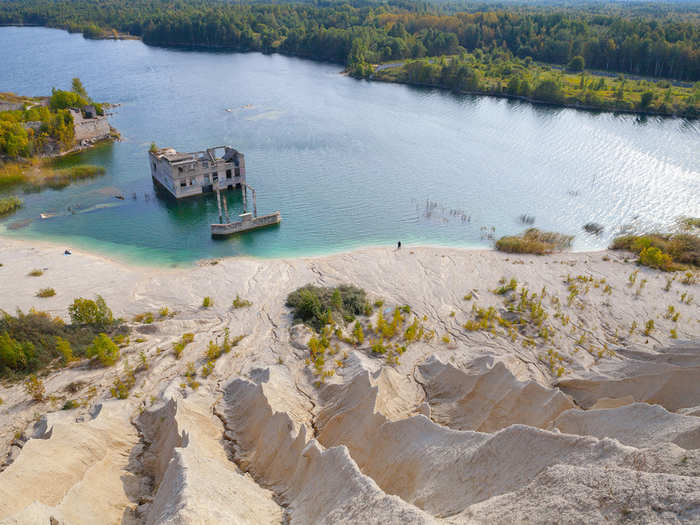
left=0, top=0, right=699, bottom=115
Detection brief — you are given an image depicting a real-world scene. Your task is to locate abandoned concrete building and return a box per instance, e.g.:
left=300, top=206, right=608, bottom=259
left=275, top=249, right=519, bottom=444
left=149, top=146, right=246, bottom=199
left=68, top=105, right=111, bottom=145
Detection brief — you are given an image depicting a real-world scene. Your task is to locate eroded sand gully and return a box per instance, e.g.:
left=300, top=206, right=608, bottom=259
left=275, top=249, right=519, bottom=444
left=0, top=239, right=699, bottom=523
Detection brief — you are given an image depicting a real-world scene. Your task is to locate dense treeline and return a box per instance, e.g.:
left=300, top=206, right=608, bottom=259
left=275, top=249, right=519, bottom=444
left=0, top=0, right=699, bottom=81
left=376, top=48, right=700, bottom=117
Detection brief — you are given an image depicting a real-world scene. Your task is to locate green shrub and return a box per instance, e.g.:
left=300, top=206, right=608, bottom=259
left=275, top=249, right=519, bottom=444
left=86, top=333, right=119, bottom=366
left=133, top=312, right=154, bottom=323
left=681, top=271, right=697, bottom=285
left=24, top=373, right=45, bottom=401
left=496, top=228, right=573, bottom=255
left=62, top=399, right=78, bottom=410
left=68, top=295, right=113, bottom=327
left=0, top=196, right=22, bottom=217
left=286, top=284, right=367, bottom=331
left=111, top=360, right=135, bottom=399
left=611, top=233, right=698, bottom=269
left=353, top=321, right=364, bottom=345
left=173, top=332, right=194, bottom=359
left=55, top=336, right=73, bottom=363
left=567, top=55, right=585, bottom=72
left=495, top=278, right=518, bottom=295
left=0, top=331, right=35, bottom=373
left=28, top=269, right=43, bottom=277
left=202, top=296, right=213, bottom=308
left=639, top=246, right=673, bottom=270
left=36, top=287, right=56, bottom=298
left=533, top=77, right=563, bottom=103
left=0, top=308, right=126, bottom=378
left=232, top=295, right=252, bottom=309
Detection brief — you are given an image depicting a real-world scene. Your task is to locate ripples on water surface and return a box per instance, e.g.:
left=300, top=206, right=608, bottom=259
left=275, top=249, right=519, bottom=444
left=0, top=27, right=698, bottom=265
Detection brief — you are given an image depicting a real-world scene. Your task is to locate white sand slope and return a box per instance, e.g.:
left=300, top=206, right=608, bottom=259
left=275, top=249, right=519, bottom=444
left=0, top=238, right=698, bottom=523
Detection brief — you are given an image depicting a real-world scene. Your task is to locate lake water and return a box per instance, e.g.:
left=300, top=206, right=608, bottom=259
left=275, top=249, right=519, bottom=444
left=1, top=26, right=698, bottom=265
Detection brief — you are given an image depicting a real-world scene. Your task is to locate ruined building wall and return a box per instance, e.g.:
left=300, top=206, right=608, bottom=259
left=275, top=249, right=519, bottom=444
left=70, top=109, right=111, bottom=143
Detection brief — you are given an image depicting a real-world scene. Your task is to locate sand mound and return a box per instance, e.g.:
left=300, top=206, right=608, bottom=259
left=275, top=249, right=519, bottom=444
left=138, top=396, right=282, bottom=524
left=216, top=368, right=435, bottom=524
left=416, top=356, right=575, bottom=431
left=316, top=369, right=638, bottom=516
left=0, top=402, right=138, bottom=524
left=455, top=463, right=700, bottom=524
left=555, top=403, right=700, bottom=450
left=559, top=344, right=700, bottom=411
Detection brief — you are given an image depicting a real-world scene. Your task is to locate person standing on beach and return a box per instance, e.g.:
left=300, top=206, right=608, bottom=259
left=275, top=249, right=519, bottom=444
left=397, top=241, right=402, bottom=250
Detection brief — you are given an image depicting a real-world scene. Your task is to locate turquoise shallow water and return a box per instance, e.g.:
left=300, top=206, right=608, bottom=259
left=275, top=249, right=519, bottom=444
left=1, top=27, right=699, bottom=266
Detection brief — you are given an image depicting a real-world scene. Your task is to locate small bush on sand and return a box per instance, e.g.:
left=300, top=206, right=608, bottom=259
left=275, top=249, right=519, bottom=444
left=0, top=308, right=127, bottom=378
left=173, top=333, right=194, bottom=359
left=111, top=360, right=136, bottom=399
left=496, top=228, right=574, bottom=255
left=86, top=333, right=120, bottom=366
left=643, top=319, right=655, bottom=336
left=232, top=295, right=252, bottom=309
left=133, top=312, right=154, bottom=324
left=202, top=296, right=213, bottom=308
left=28, top=269, right=43, bottom=277
left=24, top=373, right=45, bottom=401
left=611, top=233, right=699, bottom=269
left=68, top=295, right=113, bottom=327
left=286, top=284, right=368, bottom=331
left=36, top=287, right=56, bottom=298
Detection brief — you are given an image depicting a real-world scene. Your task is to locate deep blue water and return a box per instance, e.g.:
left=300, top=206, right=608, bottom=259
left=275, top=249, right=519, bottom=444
left=1, top=26, right=698, bottom=265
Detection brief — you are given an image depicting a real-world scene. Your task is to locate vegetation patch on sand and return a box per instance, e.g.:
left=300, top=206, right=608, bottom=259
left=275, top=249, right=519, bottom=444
left=36, top=287, right=56, bottom=298
left=612, top=230, right=699, bottom=270
left=286, top=284, right=368, bottom=332
left=496, top=228, right=574, bottom=255
left=0, top=296, right=126, bottom=379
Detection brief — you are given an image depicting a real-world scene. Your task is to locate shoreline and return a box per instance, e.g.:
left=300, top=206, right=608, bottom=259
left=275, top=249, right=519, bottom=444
left=0, top=235, right=628, bottom=323
left=1, top=25, right=696, bottom=121
left=0, top=232, right=611, bottom=270
left=368, top=74, right=697, bottom=120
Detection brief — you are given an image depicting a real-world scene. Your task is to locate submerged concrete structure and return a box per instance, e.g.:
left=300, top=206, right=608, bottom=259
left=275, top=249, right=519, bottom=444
left=149, top=146, right=246, bottom=199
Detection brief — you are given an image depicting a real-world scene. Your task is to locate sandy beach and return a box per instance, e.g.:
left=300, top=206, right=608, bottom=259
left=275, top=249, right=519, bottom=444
left=0, top=238, right=699, bottom=523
